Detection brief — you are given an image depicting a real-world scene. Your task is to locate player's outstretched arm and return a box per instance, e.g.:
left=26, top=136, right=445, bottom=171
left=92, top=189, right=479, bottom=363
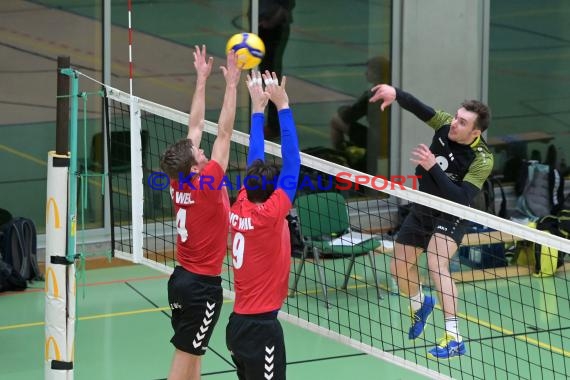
left=211, top=51, right=241, bottom=172
left=187, top=45, right=214, bottom=147
left=371, top=84, right=436, bottom=123
left=246, top=70, right=270, bottom=167
left=264, top=71, right=301, bottom=203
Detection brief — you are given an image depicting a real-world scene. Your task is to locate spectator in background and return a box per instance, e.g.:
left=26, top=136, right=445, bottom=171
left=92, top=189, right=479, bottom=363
left=502, top=143, right=526, bottom=183
left=330, top=56, right=390, bottom=174
left=530, top=149, right=542, bottom=162
left=257, top=0, right=296, bottom=140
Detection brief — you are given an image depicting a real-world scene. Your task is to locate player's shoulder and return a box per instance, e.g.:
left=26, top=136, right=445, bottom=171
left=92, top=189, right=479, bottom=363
left=230, top=188, right=248, bottom=208
left=253, top=189, right=291, bottom=217
left=427, top=110, right=453, bottom=131
left=469, top=137, right=494, bottom=171
left=203, top=159, right=223, bottom=174
left=471, top=136, right=493, bottom=158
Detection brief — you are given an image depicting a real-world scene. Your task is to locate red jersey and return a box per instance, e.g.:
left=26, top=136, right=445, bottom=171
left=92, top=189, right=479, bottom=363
left=170, top=160, right=230, bottom=276
left=230, top=187, right=292, bottom=314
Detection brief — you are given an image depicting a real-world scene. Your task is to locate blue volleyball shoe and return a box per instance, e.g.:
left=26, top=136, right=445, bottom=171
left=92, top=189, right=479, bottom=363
left=428, top=333, right=467, bottom=359
left=408, top=295, right=435, bottom=339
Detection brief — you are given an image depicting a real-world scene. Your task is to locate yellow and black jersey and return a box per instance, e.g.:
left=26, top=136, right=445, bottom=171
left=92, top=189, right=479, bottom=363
left=395, top=88, right=494, bottom=206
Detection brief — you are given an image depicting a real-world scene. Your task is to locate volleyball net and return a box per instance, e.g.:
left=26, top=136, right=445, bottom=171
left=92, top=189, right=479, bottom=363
left=103, top=85, right=570, bottom=380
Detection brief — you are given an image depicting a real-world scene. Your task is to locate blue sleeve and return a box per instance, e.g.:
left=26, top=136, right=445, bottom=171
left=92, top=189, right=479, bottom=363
left=247, top=113, right=265, bottom=167
left=277, top=108, right=301, bottom=203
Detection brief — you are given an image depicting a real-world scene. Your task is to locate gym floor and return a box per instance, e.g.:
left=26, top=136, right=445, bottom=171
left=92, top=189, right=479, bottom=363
left=2, top=255, right=569, bottom=380
left=0, top=261, right=428, bottom=380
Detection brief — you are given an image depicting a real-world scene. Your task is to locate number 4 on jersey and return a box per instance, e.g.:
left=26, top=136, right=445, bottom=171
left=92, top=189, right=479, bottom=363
left=176, top=208, right=188, bottom=242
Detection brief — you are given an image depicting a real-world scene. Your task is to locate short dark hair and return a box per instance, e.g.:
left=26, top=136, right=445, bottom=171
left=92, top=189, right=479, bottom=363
left=159, top=139, right=196, bottom=179
left=245, top=159, right=280, bottom=203
left=461, top=100, right=491, bottom=132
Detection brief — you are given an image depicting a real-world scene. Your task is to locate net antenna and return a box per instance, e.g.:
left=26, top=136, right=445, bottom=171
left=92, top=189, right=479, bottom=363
left=127, top=0, right=144, bottom=262
left=128, top=0, right=134, bottom=97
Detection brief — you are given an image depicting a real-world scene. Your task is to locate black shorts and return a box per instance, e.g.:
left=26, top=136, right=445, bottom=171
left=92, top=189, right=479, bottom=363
left=168, top=266, right=223, bottom=355
left=396, top=204, right=468, bottom=249
left=226, top=312, right=286, bottom=380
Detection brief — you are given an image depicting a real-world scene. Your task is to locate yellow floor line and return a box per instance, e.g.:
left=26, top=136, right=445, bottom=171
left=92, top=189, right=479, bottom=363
left=0, top=299, right=235, bottom=332
left=295, top=281, right=570, bottom=358
left=456, top=309, right=570, bottom=357
left=3, top=282, right=569, bottom=357
left=0, top=321, right=44, bottom=331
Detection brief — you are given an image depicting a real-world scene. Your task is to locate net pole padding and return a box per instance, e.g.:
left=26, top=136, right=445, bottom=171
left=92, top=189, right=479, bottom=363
left=104, top=86, right=570, bottom=254
left=45, top=152, right=73, bottom=380
left=46, top=67, right=79, bottom=380
left=130, top=97, right=144, bottom=263
left=56, top=56, right=70, bottom=156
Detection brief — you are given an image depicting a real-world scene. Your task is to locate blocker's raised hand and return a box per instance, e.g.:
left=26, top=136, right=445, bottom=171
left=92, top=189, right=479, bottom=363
left=262, top=70, right=289, bottom=111
left=246, top=70, right=269, bottom=114
left=193, top=44, right=213, bottom=82
left=221, top=50, right=242, bottom=88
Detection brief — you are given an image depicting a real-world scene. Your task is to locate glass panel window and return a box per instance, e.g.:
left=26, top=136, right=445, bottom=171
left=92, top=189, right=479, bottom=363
left=488, top=1, right=570, bottom=182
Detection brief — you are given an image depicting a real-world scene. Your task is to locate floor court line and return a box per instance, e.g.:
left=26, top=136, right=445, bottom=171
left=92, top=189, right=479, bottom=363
left=0, top=272, right=171, bottom=298
left=6, top=264, right=568, bottom=359
left=9, top=296, right=567, bottom=360
left=0, top=307, right=169, bottom=332
left=0, top=299, right=235, bottom=332
left=4, top=281, right=415, bottom=370
left=124, top=281, right=379, bottom=371
left=296, top=281, right=570, bottom=358
left=153, top=352, right=370, bottom=380
left=124, top=280, right=396, bottom=371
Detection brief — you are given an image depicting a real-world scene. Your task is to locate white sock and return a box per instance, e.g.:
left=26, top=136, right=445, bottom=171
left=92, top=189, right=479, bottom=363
left=410, top=285, right=424, bottom=312
left=445, top=317, right=461, bottom=341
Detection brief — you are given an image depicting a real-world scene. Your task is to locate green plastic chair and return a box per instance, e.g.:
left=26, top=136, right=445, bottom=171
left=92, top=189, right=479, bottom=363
left=289, top=192, right=383, bottom=307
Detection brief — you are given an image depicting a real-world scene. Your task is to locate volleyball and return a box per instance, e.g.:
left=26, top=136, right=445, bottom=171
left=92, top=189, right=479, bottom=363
left=226, top=32, right=265, bottom=70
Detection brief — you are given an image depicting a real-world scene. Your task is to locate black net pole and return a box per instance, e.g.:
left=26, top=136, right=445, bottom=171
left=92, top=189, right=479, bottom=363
left=56, top=56, right=70, bottom=156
